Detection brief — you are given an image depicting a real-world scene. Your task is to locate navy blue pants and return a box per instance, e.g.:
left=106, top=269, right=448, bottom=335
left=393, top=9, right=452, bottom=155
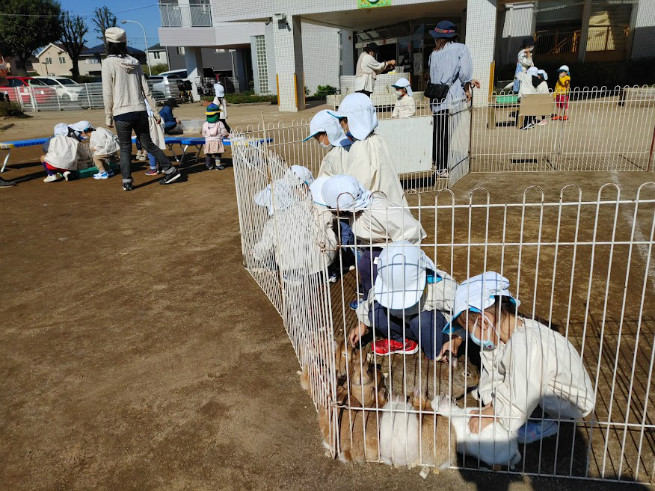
left=357, top=247, right=382, bottom=297
left=369, top=302, right=448, bottom=359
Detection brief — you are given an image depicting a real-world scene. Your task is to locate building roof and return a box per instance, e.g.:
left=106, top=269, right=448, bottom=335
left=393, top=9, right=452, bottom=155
left=148, top=43, right=165, bottom=51
left=81, top=44, right=146, bottom=57
left=36, top=42, right=80, bottom=59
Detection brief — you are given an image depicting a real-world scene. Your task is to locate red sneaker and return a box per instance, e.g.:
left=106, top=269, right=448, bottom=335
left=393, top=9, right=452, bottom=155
left=372, top=338, right=419, bottom=356
left=551, top=115, right=561, bottom=120
left=562, top=115, right=569, bottom=121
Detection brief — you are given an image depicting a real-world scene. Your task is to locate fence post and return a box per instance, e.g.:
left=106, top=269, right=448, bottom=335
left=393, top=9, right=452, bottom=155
left=85, top=83, right=91, bottom=109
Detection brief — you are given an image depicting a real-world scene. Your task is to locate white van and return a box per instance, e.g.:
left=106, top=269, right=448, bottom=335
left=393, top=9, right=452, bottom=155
left=148, top=70, right=187, bottom=98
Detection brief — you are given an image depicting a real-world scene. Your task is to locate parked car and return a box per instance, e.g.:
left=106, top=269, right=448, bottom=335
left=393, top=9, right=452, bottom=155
left=0, top=76, right=57, bottom=104
left=33, top=76, right=84, bottom=102
left=148, top=70, right=186, bottom=98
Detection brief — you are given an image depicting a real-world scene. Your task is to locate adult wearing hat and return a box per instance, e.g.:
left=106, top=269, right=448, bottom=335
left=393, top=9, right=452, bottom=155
left=354, top=42, right=396, bottom=97
left=101, top=27, right=180, bottom=190
left=348, top=241, right=457, bottom=357
left=159, top=98, right=183, bottom=135
left=428, top=21, right=479, bottom=177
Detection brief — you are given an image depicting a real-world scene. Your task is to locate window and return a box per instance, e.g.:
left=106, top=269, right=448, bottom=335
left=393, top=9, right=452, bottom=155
left=45, top=57, right=52, bottom=64
left=153, top=51, right=161, bottom=60
left=8, top=79, right=24, bottom=87
left=176, top=47, right=185, bottom=55
left=58, top=56, right=66, bottom=64
left=254, top=35, right=269, bottom=94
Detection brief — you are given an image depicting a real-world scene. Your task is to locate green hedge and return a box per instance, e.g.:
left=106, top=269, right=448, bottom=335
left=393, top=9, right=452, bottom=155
left=0, top=100, right=26, bottom=117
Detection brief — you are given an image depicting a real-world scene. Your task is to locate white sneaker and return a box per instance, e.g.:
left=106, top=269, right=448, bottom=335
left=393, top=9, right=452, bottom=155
left=43, top=174, right=58, bottom=183
left=536, top=119, right=548, bottom=126
left=63, top=171, right=72, bottom=181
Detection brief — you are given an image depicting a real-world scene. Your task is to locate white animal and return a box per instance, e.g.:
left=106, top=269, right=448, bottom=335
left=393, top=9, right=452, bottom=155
left=432, top=395, right=522, bottom=468
left=379, top=396, right=421, bottom=467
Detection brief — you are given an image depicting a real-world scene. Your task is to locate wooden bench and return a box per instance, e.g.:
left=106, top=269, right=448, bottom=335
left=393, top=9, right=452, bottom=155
left=517, top=94, right=555, bottom=126
left=487, top=94, right=519, bottom=129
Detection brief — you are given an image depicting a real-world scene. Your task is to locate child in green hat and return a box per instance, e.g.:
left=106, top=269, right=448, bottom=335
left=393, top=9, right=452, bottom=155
left=202, top=103, right=230, bottom=170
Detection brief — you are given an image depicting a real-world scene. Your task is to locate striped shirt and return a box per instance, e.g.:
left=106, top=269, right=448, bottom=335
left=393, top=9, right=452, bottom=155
left=428, top=42, right=473, bottom=112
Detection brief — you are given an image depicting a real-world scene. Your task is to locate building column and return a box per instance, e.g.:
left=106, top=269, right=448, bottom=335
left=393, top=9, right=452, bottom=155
left=577, top=0, right=592, bottom=63
left=340, top=29, right=355, bottom=77
left=184, top=47, right=204, bottom=102
left=466, top=0, right=498, bottom=105
left=631, top=0, right=655, bottom=59
left=272, top=14, right=305, bottom=112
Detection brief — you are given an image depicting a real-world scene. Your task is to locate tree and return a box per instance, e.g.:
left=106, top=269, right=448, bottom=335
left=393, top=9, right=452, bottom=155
left=0, top=0, right=62, bottom=75
left=59, top=12, right=88, bottom=81
left=91, top=6, right=117, bottom=53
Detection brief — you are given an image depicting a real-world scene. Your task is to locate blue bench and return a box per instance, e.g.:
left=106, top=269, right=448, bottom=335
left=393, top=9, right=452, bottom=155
left=178, top=137, right=273, bottom=164
left=0, top=137, right=50, bottom=172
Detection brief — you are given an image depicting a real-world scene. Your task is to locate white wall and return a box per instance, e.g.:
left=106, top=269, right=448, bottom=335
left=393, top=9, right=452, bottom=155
left=301, top=22, right=341, bottom=95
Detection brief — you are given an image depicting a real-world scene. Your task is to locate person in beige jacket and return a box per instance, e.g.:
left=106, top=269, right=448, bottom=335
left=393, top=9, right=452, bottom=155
left=354, top=43, right=395, bottom=97
left=80, top=124, right=120, bottom=179
left=101, top=27, right=180, bottom=191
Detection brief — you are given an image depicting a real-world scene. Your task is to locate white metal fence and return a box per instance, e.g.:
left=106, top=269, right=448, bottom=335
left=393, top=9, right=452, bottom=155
left=231, top=130, right=655, bottom=483
left=1, top=81, right=179, bottom=112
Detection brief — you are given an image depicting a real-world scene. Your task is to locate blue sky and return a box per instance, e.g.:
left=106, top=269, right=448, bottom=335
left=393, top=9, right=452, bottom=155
left=58, top=0, right=162, bottom=51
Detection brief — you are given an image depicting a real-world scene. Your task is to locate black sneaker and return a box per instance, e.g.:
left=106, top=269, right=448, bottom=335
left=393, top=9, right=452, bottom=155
left=160, top=168, right=181, bottom=185
left=122, top=182, right=133, bottom=191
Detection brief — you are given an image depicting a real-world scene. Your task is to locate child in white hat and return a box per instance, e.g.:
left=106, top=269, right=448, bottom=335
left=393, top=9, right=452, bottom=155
left=329, top=93, right=407, bottom=207
left=303, top=110, right=352, bottom=178
left=440, top=272, right=595, bottom=444
left=348, top=241, right=457, bottom=357
left=390, top=78, right=416, bottom=119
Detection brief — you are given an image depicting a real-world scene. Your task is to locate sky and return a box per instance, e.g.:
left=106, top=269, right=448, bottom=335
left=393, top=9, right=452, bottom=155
left=58, top=0, right=163, bottom=51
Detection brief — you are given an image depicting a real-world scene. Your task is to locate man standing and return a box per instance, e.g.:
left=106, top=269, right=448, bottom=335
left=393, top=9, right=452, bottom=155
left=354, top=43, right=395, bottom=97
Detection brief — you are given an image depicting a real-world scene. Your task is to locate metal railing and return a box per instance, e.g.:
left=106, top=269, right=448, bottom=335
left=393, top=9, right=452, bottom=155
left=230, top=133, right=655, bottom=482
left=535, top=26, right=629, bottom=55
left=3, top=82, right=180, bottom=112
left=160, top=4, right=183, bottom=27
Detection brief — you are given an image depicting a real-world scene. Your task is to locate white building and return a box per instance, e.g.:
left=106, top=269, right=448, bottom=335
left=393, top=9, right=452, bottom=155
left=158, top=0, right=655, bottom=111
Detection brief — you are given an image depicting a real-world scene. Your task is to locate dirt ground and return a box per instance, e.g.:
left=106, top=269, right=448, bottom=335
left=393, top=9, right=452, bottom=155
left=1, top=105, right=652, bottom=489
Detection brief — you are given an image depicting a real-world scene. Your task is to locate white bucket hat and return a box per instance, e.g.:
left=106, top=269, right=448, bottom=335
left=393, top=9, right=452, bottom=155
left=213, top=82, right=225, bottom=98
left=391, top=77, right=413, bottom=97
left=558, top=65, right=570, bottom=74
left=254, top=166, right=313, bottom=216
left=374, top=241, right=436, bottom=310
left=443, top=272, right=519, bottom=334
left=328, top=93, right=378, bottom=141
left=527, top=66, right=539, bottom=78
left=537, top=69, right=548, bottom=81
left=310, top=174, right=372, bottom=211
left=303, top=110, right=350, bottom=147
left=69, top=120, right=92, bottom=133
left=53, top=123, right=69, bottom=136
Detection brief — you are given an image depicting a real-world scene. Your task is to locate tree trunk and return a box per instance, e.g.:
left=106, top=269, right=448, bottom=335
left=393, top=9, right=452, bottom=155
left=13, top=55, right=29, bottom=76
left=71, top=58, right=80, bottom=81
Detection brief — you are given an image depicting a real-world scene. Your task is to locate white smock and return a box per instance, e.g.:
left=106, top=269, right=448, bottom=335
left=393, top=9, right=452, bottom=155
left=354, top=52, right=387, bottom=93
left=392, top=94, right=416, bottom=119
left=351, top=195, right=425, bottom=245
left=347, top=135, right=407, bottom=207
left=89, top=127, right=119, bottom=156
left=319, top=146, right=350, bottom=178
left=356, top=268, right=458, bottom=326
left=253, top=200, right=337, bottom=274
left=45, top=135, right=79, bottom=170
left=516, top=71, right=537, bottom=99
left=475, top=317, right=596, bottom=432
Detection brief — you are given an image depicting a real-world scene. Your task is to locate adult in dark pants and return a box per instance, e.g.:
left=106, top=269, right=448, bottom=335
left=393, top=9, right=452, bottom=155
left=101, top=27, right=180, bottom=191
left=427, top=21, right=479, bottom=178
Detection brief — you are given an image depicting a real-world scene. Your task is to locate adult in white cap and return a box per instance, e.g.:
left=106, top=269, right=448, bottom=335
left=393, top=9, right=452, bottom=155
left=253, top=166, right=336, bottom=276
left=310, top=174, right=424, bottom=309
left=354, top=42, right=396, bottom=97
left=329, top=93, right=407, bottom=207
left=440, top=272, right=595, bottom=444
left=348, top=241, right=457, bottom=357
left=428, top=20, right=479, bottom=177
left=101, top=26, right=180, bottom=191
left=390, top=78, right=416, bottom=119
left=303, top=110, right=352, bottom=178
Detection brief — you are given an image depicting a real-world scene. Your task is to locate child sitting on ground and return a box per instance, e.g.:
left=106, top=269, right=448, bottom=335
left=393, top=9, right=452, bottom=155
left=202, top=103, right=229, bottom=170
left=81, top=124, right=120, bottom=180
left=40, top=123, right=79, bottom=183
left=553, top=65, right=571, bottom=121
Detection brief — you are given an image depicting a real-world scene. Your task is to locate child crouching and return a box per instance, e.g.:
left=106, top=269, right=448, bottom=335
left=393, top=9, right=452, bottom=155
left=202, top=103, right=229, bottom=170
left=40, top=123, right=79, bottom=182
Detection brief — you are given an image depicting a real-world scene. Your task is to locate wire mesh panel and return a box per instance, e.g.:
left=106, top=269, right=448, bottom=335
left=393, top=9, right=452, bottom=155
left=231, top=130, right=655, bottom=483
left=473, top=86, right=655, bottom=173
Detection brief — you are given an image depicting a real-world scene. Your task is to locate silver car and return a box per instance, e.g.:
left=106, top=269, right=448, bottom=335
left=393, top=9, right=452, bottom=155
left=33, top=76, right=84, bottom=102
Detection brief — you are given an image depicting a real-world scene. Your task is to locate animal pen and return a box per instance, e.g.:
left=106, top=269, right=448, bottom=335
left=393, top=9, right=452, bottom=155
left=230, top=86, right=655, bottom=483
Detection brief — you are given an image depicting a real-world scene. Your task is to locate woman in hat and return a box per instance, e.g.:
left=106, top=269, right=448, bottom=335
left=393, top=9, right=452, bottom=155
left=428, top=21, right=479, bottom=177
left=101, top=27, right=180, bottom=190
left=440, top=272, right=595, bottom=443
left=348, top=241, right=457, bottom=357
left=354, top=42, right=396, bottom=97
left=202, top=103, right=229, bottom=170
left=390, top=77, right=416, bottom=119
